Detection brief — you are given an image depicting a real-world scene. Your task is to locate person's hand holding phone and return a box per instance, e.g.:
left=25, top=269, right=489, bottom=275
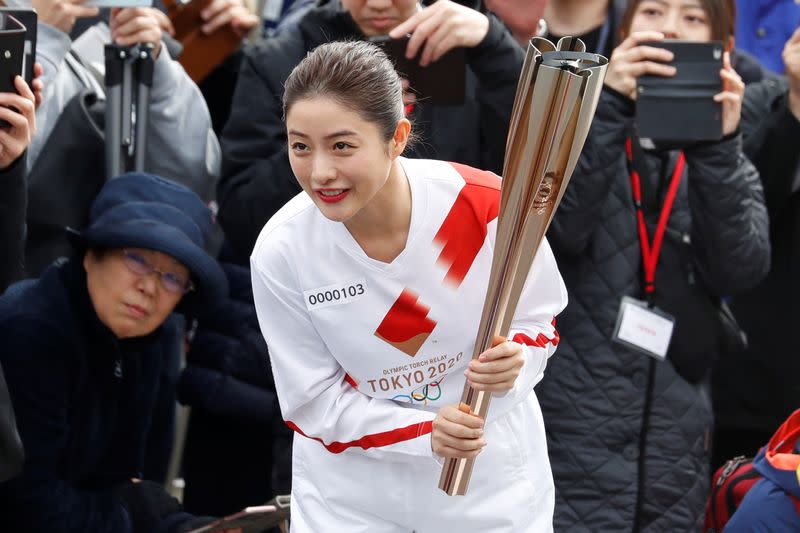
left=431, top=403, right=486, bottom=460
left=604, top=31, right=676, bottom=100
left=784, top=26, right=800, bottom=121
left=31, top=0, right=98, bottom=34
left=714, top=51, right=744, bottom=136
left=110, top=7, right=164, bottom=58
left=388, top=0, right=489, bottom=67
left=0, top=76, right=36, bottom=170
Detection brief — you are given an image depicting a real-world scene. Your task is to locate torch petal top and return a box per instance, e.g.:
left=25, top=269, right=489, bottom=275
left=528, top=37, right=609, bottom=74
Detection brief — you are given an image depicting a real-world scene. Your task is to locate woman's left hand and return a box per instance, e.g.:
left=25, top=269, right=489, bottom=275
left=389, top=0, right=489, bottom=67
left=715, top=51, right=744, bottom=137
left=464, top=338, right=524, bottom=394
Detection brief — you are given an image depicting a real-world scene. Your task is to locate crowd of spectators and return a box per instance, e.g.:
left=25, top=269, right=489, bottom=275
left=0, top=0, right=799, bottom=531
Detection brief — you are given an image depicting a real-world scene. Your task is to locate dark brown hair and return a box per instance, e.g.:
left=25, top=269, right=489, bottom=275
left=619, top=0, right=737, bottom=45
left=283, top=41, right=405, bottom=143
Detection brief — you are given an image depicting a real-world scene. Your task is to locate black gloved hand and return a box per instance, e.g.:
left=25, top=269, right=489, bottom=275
left=112, top=480, right=183, bottom=533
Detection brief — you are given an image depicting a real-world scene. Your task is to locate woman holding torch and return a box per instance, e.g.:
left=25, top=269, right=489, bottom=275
left=251, top=40, right=567, bottom=532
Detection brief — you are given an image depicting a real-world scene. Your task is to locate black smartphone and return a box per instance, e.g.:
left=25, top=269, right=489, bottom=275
left=0, top=8, right=37, bottom=87
left=636, top=40, right=724, bottom=143
left=0, top=13, right=26, bottom=95
left=369, top=34, right=466, bottom=106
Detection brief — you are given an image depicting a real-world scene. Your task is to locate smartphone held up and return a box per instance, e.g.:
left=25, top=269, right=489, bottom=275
left=0, top=10, right=29, bottom=95
left=636, top=39, right=725, bottom=144
left=369, top=33, right=466, bottom=105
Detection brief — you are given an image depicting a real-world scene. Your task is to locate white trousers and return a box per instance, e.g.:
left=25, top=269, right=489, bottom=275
left=289, top=392, right=554, bottom=532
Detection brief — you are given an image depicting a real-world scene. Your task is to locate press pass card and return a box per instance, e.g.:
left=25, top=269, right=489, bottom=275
left=612, top=296, right=675, bottom=360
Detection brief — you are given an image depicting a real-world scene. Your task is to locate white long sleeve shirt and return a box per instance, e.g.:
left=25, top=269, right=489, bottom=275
left=251, top=158, right=568, bottom=463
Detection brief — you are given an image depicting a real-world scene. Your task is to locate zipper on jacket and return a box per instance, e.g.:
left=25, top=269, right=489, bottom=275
left=633, top=357, right=657, bottom=532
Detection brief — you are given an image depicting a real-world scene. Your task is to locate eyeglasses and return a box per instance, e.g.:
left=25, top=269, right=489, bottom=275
left=121, top=250, right=194, bottom=295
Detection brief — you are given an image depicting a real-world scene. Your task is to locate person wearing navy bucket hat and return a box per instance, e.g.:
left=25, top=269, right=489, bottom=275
left=0, top=173, right=231, bottom=533
left=67, top=172, right=228, bottom=315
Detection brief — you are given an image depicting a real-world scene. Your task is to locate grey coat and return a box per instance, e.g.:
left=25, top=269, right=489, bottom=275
left=539, top=88, right=770, bottom=532
left=32, top=22, right=221, bottom=201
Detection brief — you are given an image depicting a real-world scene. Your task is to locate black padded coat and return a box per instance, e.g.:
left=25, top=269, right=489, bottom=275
left=538, top=88, right=770, bottom=532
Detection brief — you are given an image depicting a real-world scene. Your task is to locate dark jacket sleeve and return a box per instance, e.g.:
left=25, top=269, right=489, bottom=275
left=178, top=263, right=279, bottom=422
left=684, top=133, right=771, bottom=295
left=740, top=78, right=800, bottom=224
left=0, top=155, right=27, bottom=292
left=468, top=14, right=525, bottom=173
left=217, top=37, right=304, bottom=259
left=0, top=360, right=24, bottom=482
left=0, top=321, right=131, bottom=533
left=548, top=88, right=631, bottom=256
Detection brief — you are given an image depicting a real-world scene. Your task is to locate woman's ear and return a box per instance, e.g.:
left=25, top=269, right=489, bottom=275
left=391, top=118, right=411, bottom=158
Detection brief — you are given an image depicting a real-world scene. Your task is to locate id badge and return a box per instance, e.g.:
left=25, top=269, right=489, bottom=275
left=612, top=296, right=675, bottom=360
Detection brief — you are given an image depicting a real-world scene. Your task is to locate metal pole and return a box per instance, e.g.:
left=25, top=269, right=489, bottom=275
left=133, top=44, right=154, bottom=172
left=104, top=45, right=125, bottom=179
left=121, top=48, right=133, bottom=169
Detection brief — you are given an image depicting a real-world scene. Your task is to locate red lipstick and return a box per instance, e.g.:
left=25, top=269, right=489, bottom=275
left=316, top=189, right=350, bottom=204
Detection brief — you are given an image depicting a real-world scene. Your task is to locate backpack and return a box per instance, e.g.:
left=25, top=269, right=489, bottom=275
left=705, top=454, right=800, bottom=532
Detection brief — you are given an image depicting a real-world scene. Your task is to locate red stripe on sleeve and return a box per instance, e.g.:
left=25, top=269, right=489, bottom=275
left=512, top=320, right=560, bottom=348
left=285, top=420, right=433, bottom=454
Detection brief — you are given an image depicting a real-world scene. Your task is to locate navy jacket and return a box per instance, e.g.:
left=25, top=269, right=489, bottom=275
left=178, top=262, right=291, bottom=516
left=0, top=260, right=189, bottom=532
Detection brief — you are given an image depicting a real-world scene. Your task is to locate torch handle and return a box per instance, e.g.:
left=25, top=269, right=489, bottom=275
left=438, top=335, right=506, bottom=495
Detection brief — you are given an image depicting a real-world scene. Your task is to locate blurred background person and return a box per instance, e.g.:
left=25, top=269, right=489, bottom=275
left=538, top=0, right=770, bottom=531
left=20, top=0, right=222, bottom=275
left=712, top=25, right=800, bottom=470
left=0, top=74, right=38, bottom=485
left=177, top=261, right=291, bottom=517
left=0, top=76, right=38, bottom=292
left=65, top=0, right=259, bottom=134
left=735, top=0, right=800, bottom=74
left=483, top=0, right=546, bottom=46
left=542, top=0, right=626, bottom=58
left=27, top=0, right=219, bottom=195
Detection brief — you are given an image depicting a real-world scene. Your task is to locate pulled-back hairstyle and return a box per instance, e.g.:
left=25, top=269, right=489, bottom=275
left=620, top=0, right=737, bottom=45
left=283, top=41, right=406, bottom=143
